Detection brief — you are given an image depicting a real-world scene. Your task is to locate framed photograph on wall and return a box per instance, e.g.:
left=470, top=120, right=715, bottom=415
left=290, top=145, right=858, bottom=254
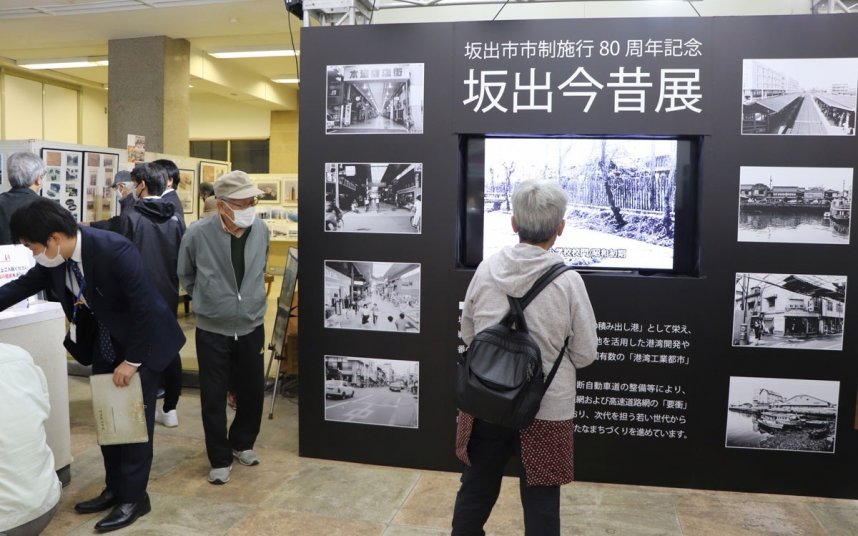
left=178, top=169, right=197, bottom=214
left=199, top=161, right=229, bottom=184
left=725, top=376, right=839, bottom=453
left=324, top=355, right=419, bottom=429
left=254, top=178, right=282, bottom=204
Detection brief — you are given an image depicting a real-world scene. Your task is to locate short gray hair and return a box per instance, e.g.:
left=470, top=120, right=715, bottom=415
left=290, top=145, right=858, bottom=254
left=511, top=179, right=568, bottom=243
left=7, top=152, right=46, bottom=189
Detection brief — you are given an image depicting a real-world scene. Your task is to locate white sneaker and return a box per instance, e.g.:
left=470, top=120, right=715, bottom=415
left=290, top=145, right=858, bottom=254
left=155, top=407, right=178, bottom=427
left=232, top=449, right=260, bottom=466
left=208, top=465, right=232, bottom=485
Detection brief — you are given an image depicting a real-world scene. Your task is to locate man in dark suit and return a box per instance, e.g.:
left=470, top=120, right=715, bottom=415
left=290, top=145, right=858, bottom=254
left=0, top=151, right=45, bottom=245
left=0, top=198, right=185, bottom=533
left=153, top=159, right=186, bottom=227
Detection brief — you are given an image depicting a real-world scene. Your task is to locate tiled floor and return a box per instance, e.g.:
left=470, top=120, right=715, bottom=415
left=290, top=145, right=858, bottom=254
left=41, top=374, right=858, bottom=536
left=41, top=283, right=858, bottom=535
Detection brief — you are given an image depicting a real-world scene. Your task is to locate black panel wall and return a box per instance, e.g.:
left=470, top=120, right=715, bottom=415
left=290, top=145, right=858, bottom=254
left=299, top=15, right=858, bottom=498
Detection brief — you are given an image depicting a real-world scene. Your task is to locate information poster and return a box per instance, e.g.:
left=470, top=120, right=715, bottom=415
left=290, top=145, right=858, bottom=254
left=41, top=148, right=83, bottom=221
left=83, top=151, right=120, bottom=222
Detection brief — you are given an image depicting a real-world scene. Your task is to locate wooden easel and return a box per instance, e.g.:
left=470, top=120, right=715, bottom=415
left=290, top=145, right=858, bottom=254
left=266, top=247, right=298, bottom=419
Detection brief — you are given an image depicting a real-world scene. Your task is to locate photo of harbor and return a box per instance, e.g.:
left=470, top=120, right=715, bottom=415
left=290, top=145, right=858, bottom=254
left=726, top=376, right=839, bottom=453
left=733, top=273, right=847, bottom=351
left=738, top=166, right=852, bottom=244
left=741, top=58, right=857, bottom=136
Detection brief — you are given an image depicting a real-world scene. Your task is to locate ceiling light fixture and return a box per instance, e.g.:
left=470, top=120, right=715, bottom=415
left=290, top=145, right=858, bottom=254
left=209, top=47, right=300, bottom=59
left=271, top=76, right=300, bottom=84
left=18, top=57, right=108, bottom=70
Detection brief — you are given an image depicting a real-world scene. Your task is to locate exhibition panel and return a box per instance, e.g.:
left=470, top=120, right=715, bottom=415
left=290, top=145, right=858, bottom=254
left=298, top=14, right=858, bottom=498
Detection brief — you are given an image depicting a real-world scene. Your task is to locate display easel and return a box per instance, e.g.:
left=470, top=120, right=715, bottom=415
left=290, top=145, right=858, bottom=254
left=266, top=247, right=298, bottom=419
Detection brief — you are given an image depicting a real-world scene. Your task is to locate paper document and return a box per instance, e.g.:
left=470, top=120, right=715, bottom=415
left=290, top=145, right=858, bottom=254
left=90, top=373, right=148, bottom=446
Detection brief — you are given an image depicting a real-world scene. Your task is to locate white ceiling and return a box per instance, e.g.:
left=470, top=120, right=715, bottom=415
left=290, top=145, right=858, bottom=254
left=0, top=0, right=825, bottom=110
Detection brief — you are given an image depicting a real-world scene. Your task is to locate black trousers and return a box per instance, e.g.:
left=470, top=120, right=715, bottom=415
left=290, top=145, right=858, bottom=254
left=451, top=419, right=560, bottom=536
left=161, top=353, right=182, bottom=412
left=92, top=361, right=158, bottom=504
left=196, top=325, right=265, bottom=468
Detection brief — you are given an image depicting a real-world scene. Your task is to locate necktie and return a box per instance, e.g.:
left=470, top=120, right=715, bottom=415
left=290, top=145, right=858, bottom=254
left=68, top=260, right=117, bottom=365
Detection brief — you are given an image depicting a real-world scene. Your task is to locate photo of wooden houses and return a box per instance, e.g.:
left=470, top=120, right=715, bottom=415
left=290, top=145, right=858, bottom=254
left=732, top=272, right=847, bottom=351
left=738, top=166, right=852, bottom=244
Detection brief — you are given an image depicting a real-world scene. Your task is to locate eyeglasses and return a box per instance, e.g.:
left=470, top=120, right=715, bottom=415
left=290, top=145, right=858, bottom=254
left=220, top=197, right=258, bottom=209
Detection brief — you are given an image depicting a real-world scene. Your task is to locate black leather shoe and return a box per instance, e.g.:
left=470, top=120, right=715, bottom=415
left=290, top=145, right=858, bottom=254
left=94, top=495, right=151, bottom=532
left=74, top=489, right=118, bottom=514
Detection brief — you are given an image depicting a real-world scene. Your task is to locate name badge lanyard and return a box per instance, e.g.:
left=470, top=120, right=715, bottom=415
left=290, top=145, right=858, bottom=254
left=68, top=263, right=86, bottom=343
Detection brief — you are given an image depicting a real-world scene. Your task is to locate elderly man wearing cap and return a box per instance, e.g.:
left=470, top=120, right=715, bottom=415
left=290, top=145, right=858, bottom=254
left=111, top=170, right=136, bottom=214
left=177, top=170, right=269, bottom=485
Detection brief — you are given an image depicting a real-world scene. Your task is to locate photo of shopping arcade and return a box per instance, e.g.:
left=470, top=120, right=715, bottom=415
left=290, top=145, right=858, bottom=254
left=325, top=163, right=422, bottom=233
left=324, top=261, right=421, bottom=332
left=733, top=273, right=847, bottom=350
left=741, top=59, right=857, bottom=135
left=326, top=64, right=424, bottom=134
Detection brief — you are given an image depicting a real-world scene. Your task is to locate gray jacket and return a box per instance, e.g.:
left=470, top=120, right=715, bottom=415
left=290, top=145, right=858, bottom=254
left=177, top=215, right=269, bottom=337
left=461, top=243, right=597, bottom=421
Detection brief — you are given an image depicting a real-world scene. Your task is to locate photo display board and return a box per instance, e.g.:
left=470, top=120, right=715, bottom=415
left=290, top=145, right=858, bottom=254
left=299, top=15, right=858, bottom=499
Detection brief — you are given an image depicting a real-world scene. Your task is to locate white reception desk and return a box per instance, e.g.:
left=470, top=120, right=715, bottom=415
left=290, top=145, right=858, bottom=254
left=0, top=301, right=72, bottom=485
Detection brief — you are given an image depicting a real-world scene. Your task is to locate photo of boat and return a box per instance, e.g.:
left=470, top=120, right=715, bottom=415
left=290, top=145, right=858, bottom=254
left=757, top=411, right=803, bottom=430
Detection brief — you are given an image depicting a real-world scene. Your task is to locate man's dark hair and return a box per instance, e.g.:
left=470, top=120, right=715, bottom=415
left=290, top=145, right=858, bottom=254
left=152, top=159, right=180, bottom=187
left=10, top=198, right=78, bottom=244
left=199, top=182, right=214, bottom=199
left=131, top=162, right=168, bottom=197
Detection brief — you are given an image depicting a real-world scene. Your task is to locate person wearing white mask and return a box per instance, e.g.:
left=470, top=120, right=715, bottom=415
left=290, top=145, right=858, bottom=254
left=0, top=198, right=185, bottom=532
left=177, top=170, right=269, bottom=485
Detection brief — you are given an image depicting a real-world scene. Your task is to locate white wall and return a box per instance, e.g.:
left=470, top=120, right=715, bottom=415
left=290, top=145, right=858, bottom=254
left=81, top=87, right=108, bottom=147
left=372, top=0, right=812, bottom=24
left=189, top=93, right=271, bottom=140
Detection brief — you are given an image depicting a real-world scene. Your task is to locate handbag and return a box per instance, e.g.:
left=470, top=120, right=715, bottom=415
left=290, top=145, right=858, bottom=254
left=456, top=263, right=573, bottom=429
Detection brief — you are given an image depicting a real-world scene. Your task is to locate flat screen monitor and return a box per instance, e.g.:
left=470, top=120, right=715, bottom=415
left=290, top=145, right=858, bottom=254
left=460, top=135, right=699, bottom=275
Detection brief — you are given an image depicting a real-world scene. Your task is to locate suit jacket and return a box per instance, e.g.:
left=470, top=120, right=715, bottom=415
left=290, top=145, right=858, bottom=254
left=0, top=226, right=185, bottom=371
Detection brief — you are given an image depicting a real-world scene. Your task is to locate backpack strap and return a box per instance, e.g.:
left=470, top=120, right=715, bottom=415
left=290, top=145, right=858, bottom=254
left=543, top=336, right=570, bottom=390
left=518, top=263, right=573, bottom=310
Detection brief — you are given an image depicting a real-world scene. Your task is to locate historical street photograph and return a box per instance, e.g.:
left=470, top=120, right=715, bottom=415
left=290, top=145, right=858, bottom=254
left=733, top=272, right=847, bottom=351
left=725, top=376, right=839, bottom=454
left=326, top=63, right=424, bottom=134
left=737, top=166, right=852, bottom=245
left=324, top=260, right=420, bottom=332
left=324, top=355, right=419, bottom=429
left=483, top=137, right=679, bottom=271
left=324, top=162, right=423, bottom=233
left=741, top=58, right=858, bottom=135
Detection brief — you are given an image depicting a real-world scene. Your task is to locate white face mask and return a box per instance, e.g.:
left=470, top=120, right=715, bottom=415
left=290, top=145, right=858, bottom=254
left=34, top=238, right=65, bottom=268
left=229, top=206, right=256, bottom=228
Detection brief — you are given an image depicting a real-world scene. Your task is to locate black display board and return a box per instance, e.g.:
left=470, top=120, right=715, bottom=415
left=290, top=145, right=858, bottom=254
left=299, top=15, right=858, bottom=498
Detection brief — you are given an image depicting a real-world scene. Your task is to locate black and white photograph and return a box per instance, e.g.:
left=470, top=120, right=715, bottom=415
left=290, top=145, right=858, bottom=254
left=726, top=376, right=839, bottom=454
left=741, top=58, right=858, bottom=136
left=484, top=138, right=679, bottom=270
left=325, top=162, right=423, bottom=233
left=324, top=260, right=420, bottom=333
left=324, top=355, right=419, bottom=429
left=326, top=63, right=424, bottom=134
left=738, top=166, right=852, bottom=244
left=733, top=272, right=847, bottom=350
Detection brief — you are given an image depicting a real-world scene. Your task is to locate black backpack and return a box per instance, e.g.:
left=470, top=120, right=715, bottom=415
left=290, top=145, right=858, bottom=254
left=456, top=263, right=573, bottom=429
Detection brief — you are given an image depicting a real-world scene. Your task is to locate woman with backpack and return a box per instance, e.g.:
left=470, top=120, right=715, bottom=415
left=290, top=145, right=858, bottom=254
left=452, top=179, right=598, bottom=536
